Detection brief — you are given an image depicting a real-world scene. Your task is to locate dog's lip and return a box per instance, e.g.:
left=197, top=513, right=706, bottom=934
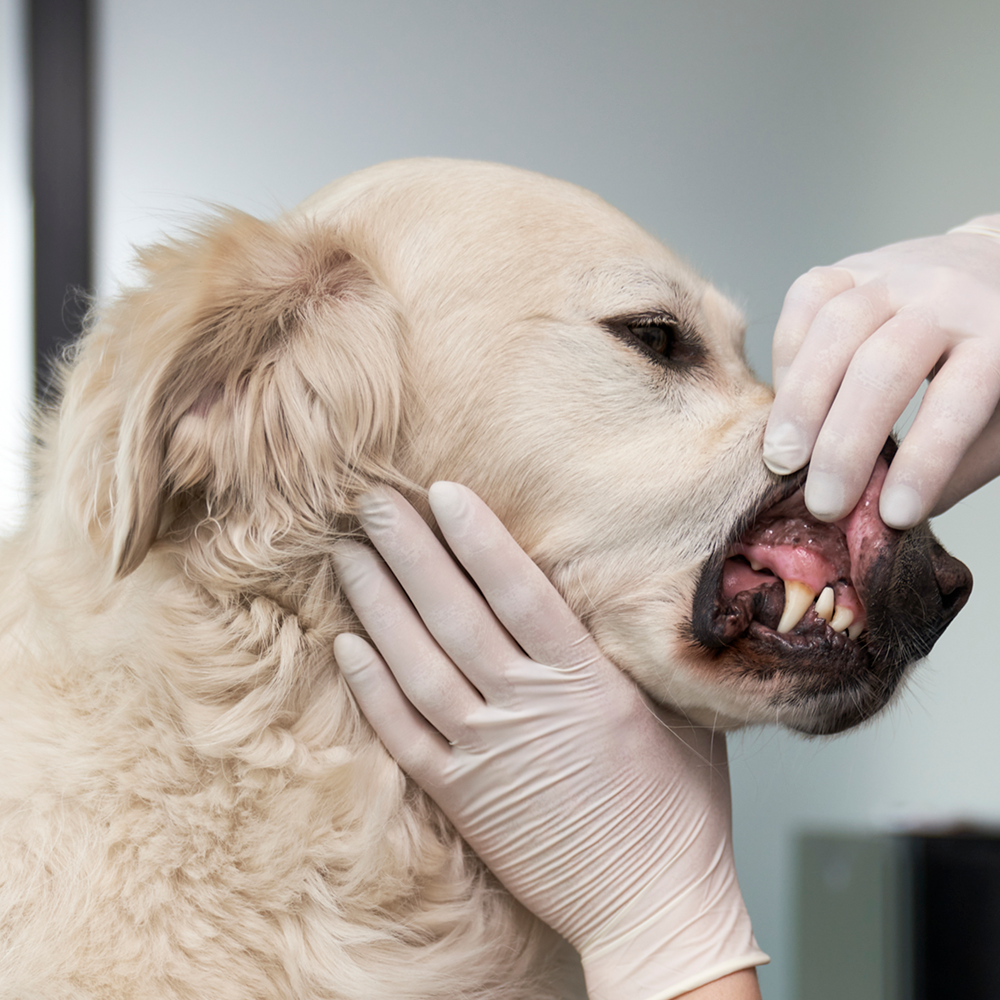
left=690, top=463, right=876, bottom=657
left=697, top=441, right=909, bottom=651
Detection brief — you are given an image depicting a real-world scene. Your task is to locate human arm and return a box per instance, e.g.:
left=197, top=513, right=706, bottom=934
left=763, top=214, right=1000, bottom=528
left=681, top=970, right=761, bottom=999
left=332, top=482, right=767, bottom=1000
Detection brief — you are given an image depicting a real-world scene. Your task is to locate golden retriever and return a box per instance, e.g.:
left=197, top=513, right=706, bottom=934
left=0, top=159, right=970, bottom=998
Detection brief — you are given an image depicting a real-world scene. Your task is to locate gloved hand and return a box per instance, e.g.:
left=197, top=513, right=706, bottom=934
left=332, top=483, right=768, bottom=1000
left=763, top=214, right=1000, bottom=528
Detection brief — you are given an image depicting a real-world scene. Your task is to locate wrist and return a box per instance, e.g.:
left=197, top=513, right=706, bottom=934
left=580, top=934, right=768, bottom=1000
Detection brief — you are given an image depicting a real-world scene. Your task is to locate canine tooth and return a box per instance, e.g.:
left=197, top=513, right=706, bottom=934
left=777, top=580, right=816, bottom=634
left=815, top=586, right=835, bottom=622
left=749, top=558, right=764, bottom=571
left=847, top=622, right=864, bottom=641
left=830, top=606, right=854, bottom=633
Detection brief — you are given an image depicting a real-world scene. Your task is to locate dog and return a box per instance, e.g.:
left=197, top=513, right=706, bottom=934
left=0, top=159, right=970, bottom=998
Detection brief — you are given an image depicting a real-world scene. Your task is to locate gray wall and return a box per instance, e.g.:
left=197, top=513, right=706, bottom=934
left=14, top=1, right=1000, bottom=996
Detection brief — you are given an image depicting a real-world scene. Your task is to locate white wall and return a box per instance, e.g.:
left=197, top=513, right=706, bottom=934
left=11, top=1, right=1000, bottom=996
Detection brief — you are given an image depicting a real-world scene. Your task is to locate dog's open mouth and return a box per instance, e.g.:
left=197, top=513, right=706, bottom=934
left=697, top=459, right=888, bottom=658
left=718, top=464, right=883, bottom=648
left=722, top=514, right=861, bottom=642
left=691, top=446, right=973, bottom=733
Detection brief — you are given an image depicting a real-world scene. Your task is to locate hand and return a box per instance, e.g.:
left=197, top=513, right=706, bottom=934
left=763, top=214, right=1000, bottom=528
left=332, top=483, right=767, bottom=1000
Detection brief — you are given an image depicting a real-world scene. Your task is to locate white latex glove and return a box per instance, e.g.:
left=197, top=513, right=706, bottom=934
left=763, top=214, right=1000, bottom=528
left=332, top=483, right=768, bottom=1000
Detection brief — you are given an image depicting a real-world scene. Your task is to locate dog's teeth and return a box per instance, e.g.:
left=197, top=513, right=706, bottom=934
left=777, top=580, right=816, bottom=634
left=847, top=622, right=864, bottom=641
left=749, top=558, right=765, bottom=572
left=815, top=586, right=835, bottom=622
left=830, top=606, right=854, bottom=633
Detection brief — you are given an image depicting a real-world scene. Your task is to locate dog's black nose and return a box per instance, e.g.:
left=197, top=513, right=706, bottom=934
left=930, top=541, right=973, bottom=621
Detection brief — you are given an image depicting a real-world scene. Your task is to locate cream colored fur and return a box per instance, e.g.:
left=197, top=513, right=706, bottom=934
left=0, top=160, right=776, bottom=998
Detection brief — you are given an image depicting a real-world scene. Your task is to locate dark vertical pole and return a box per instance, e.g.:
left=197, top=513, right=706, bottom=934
left=29, top=0, right=93, bottom=401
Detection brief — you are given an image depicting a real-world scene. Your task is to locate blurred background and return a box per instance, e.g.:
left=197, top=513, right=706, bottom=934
left=3, top=1, right=999, bottom=996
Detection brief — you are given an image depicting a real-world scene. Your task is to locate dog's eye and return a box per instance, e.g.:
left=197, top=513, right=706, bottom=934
left=625, top=320, right=677, bottom=357
left=603, top=313, right=704, bottom=370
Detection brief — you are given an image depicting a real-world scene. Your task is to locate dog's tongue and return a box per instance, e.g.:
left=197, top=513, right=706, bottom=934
left=723, top=459, right=892, bottom=638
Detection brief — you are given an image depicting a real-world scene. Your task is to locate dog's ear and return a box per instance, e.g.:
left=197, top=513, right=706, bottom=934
left=87, top=210, right=405, bottom=578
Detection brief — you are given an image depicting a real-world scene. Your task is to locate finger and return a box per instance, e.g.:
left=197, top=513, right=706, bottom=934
left=333, top=631, right=451, bottom=781
left=765, top=276, right=891, bottom=476
left=771, top=266, right=856, bottom=390
left=332, top=539, right=485, bottom=743
left=803, top=306, right=945, bottom=520
left=428, top=481, right=602, bottom=669
left=354, top=489, right=525, bottom=701
left=931, top=405, right=1000, bottom=515
left=880, top=341, right=1000, bottom=527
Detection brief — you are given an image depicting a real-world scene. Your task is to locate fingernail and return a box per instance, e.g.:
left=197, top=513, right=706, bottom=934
left=356, top=488, right=398, bottom=533
left=331, top=539, right=377, bottom=593
left=762, top=422, right=810, bottom=475
left=428, top=481, right=473, bottom=534
left=804, top=471, right=846, bottom=521
left=880, top=484, right=923, bottom=529
left=333, top=632, right=375, bottom=676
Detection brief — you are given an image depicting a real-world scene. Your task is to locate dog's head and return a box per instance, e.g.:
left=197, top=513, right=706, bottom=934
left=53, top=159, right=970, bottom=736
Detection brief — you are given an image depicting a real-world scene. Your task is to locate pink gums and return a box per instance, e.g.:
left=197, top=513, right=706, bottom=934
left=721, top=459, right=893, bottom=631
